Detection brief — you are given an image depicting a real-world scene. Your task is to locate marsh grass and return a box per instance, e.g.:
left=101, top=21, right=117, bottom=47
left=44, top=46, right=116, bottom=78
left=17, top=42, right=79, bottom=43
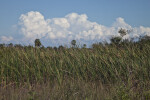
left=0, top=41, right=150, bottom=99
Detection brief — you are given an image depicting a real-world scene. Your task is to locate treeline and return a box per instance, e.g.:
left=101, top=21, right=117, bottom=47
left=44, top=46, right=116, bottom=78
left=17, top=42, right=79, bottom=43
left=1, top=28, right=150, bottom=50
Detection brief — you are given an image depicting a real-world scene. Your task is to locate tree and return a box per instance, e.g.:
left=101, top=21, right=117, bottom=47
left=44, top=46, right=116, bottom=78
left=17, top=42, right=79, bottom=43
left=47, top=46, right=53, bottom=50
left=34, top=39, right=42, bottom=47
left=58, top=45, right=64, bottom=50
left=110, top=28, right=129, bottom=45
left=118, top=28, right=127, bottom=37
left=8, top=43, right=13, bottom=47
left=83, top=44, right=87, bottom=48
left=0, top=44, right=5, bottom=48
left=14, top=44, right=23, bottom=49
left=110, top=36, right=122, bottom=45
left=53, top=46, right=57, bottom=51
left=139, top=35, right=150, bottom=43
left=71, top=40, right=76, bottom=47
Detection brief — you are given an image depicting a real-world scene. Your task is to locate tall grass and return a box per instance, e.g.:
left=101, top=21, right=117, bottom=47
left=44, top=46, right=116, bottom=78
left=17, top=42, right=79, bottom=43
left=0, top=41, right=150, bottom=99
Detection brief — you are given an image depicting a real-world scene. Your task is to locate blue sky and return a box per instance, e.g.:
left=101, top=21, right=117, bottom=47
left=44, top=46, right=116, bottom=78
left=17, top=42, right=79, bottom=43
left=0, top=0, right=150, bottom=46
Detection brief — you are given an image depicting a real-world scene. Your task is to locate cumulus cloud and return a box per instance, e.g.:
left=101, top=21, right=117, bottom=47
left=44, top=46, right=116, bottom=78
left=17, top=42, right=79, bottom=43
left=113, top=17, right=132, bottom=29
left=19, top=11, right=51, bottom=40
left=0, top=36, right=13, bottom=42
left=5, top=11, right=150, bottom=46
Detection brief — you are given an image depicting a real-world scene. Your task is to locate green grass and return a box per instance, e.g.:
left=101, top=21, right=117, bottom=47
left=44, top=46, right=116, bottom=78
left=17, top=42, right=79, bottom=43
left=0, top=41, right=150, bottom=99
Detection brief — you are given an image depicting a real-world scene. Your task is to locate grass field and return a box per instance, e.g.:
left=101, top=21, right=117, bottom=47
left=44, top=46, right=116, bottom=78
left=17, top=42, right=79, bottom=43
left=0, top=39, right=150, bottom=100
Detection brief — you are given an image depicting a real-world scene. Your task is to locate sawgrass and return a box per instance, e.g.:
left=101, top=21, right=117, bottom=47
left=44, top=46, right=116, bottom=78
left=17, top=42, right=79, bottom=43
left=0, top=41, right=150, bottom=99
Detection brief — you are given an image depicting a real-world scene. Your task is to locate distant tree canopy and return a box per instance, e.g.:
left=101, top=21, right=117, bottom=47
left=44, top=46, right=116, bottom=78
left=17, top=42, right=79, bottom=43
left=34, top=39, right=42, bottom=47
left=111, top=28, right=129, bottom=44
left=110, top=36, right=122, bottom=45
left=8, top=43, right=13, bottom=47
left=118, top=28, right=127, bottom=37
left=83, top=44, right=87, bottom=48
left=2, top=28, right=150, bottom=49
left=0, top=44, right=5, bottom=48
left=71, top=40, right=76, bottom=47
left=139, top=35, right=150, bottom=43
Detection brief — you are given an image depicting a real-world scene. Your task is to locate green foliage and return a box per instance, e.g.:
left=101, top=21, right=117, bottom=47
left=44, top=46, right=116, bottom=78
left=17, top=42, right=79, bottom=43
left=34, top=39, right=42, bottom=47
left=110, top=36, right=122, bottom=44
left=118, top=28, right=127, bottom=37
left=83, top=44, right=87, bottom=48
left=139, top=35, right=150, bottom=43
left=0, top=44, right=5, bottom=48
left=8, top=43, right=13, bottom=47
left=71, top=40, right=76, bottom=47
left=110, top=28, right=129, bottom=45
left=114, top=85, right=130, bottom=100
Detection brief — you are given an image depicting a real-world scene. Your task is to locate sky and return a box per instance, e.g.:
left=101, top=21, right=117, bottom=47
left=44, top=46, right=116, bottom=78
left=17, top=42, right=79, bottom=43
left=0, top=0, right=150, bottom=47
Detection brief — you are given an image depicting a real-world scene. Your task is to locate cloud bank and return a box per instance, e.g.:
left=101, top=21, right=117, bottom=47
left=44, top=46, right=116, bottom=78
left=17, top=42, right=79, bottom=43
left=0, top=36, right=13, bottom=43
left=1, top=11, right=150, bottom=46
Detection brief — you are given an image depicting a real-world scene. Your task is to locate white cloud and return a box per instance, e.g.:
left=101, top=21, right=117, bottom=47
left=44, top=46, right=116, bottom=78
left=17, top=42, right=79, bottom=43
left=113, top=17, right=132, bottom=29
left=0, top=36, right=13, bottom=42
left=5, top=11, right=150, bottom=46
left=19, top=11, right=51, bottom=41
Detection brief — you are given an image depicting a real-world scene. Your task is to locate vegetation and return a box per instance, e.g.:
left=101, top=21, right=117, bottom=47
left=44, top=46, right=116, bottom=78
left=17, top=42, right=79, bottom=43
left=34, top=39, right=42, bottom=47
left=110, top=36, right=122, bottom=45
left=71, top=39, right=76, bottom=48
left=0, top=30, right=150, bottom=99
left=118, top=28, right=127, bottom=37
